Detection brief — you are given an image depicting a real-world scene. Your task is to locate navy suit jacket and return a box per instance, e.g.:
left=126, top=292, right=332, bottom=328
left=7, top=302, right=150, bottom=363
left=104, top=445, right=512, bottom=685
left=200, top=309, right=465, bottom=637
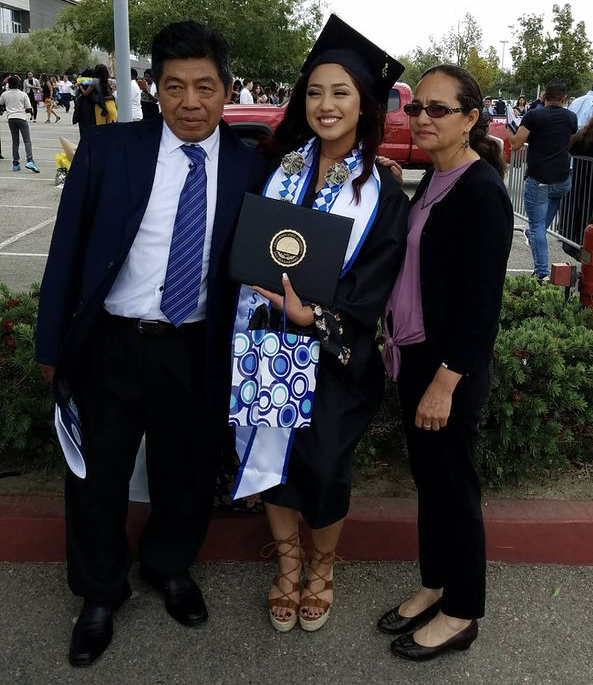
left=36, top=116, right=268, bottom=421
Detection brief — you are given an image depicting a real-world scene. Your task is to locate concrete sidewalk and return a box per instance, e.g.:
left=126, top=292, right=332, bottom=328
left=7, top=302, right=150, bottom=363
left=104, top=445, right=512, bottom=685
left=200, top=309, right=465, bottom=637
left=1, top=561, right=591, bottom=685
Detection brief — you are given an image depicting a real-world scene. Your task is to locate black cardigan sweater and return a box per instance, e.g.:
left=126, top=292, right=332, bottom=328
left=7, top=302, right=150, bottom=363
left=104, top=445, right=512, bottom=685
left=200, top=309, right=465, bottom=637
left=410, top=158, right=513, bottom=375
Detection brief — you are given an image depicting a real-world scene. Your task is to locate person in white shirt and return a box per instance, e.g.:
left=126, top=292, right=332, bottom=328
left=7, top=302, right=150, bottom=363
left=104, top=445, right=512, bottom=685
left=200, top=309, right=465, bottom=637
left=569, top=83, right=593, bottom=128
left=58, top=75, right=73, bottom=113
left=23, top=71, right=41, bottom=121
left=0, top=76, right=40, bottom=172
left=130, top=68, right=143, bottom=121
left=239, top=78, right=254, bottom=104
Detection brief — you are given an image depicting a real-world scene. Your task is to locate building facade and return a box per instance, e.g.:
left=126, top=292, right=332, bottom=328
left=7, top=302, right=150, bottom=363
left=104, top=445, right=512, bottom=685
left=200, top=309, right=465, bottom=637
left=1, top=0, right=77, bottom=45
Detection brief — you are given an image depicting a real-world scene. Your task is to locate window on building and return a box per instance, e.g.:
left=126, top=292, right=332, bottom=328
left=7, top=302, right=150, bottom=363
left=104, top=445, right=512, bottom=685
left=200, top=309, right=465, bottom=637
left=0, top=6, right=24, bottom=33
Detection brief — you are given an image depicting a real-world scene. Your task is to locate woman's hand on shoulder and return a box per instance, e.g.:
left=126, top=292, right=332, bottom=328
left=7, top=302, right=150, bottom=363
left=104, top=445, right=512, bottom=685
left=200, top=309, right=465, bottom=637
left=251, top=273, right=314, bottom=327
left=376, top=156, right=403, bottom=186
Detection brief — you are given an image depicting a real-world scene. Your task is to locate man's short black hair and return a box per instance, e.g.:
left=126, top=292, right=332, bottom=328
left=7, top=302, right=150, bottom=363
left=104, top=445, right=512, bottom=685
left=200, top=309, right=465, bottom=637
left=243, top=78, right=252, bottom=87
left=544, top=80, right=567, bottom=102
left=8, top=75, right=19, bottom=89
left=151, top=21, right=232, bottom=90
left=131, top=68, right=138, bottom=79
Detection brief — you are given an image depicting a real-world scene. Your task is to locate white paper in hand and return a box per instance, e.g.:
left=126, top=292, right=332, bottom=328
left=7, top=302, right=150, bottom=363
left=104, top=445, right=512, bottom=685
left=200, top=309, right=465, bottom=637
left=54, top=400, right=86, bottom=478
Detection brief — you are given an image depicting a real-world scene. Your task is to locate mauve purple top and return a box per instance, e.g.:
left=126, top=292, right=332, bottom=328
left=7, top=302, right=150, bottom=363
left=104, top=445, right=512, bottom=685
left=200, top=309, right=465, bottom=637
left=383, top=162, right=475, bottom=379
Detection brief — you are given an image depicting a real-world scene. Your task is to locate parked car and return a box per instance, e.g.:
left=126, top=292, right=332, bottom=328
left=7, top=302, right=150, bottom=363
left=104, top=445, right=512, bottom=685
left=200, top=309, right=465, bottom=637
left=223, top=82, right=511, bottom=166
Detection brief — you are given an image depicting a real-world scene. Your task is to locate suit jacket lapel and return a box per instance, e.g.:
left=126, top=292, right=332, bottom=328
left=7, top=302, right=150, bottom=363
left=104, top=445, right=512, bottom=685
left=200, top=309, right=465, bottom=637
left=209, top=122, right=246, bottom=279
left=122, top=117, right=163, bottom=253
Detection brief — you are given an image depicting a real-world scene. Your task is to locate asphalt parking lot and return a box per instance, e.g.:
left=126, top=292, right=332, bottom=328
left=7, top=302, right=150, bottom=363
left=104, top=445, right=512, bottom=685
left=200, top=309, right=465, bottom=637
left=0, top=110, right=578, bottom=292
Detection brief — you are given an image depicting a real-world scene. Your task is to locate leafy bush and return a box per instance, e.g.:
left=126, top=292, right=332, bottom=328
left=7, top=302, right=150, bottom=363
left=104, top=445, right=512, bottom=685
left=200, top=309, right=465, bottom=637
left=360, top=277, right=593, bottom=486
left=478, top=277, right=593, bottom=485
left=1, top=278, right=593, bottom=488
left=0, top=284, right=58, bottom=470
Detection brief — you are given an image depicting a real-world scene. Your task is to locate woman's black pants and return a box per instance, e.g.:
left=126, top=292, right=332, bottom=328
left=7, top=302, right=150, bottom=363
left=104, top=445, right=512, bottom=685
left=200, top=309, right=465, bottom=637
left=398, top=342, right=491, bottom=620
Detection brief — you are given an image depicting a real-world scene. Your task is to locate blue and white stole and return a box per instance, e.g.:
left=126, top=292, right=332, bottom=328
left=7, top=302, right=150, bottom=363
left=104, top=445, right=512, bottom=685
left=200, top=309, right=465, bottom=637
left=231, top=137, right=381, bottom=500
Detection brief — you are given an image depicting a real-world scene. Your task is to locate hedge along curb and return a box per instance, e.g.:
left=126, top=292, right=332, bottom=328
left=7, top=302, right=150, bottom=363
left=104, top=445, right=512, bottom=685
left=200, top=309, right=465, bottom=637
left=1, top=495, right=592, bottom=565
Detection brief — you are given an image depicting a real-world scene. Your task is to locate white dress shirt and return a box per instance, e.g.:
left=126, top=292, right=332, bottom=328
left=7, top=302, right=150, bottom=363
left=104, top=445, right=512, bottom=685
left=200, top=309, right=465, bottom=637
left=569, top=91, right=593, bottom=128
left=104, top=122, right=220, bottom=323
left=130, top=79, right=143, bottom=121
left=239, top=88, right=254, bottom=104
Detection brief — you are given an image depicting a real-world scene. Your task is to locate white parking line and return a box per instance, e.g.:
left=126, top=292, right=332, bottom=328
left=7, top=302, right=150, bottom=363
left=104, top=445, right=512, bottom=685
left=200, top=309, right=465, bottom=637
left=507, top=268, right=533, bottom=273
left=0, top=217, right=55, bottom=250
left=0, top=252, right=48, bottom=257
left=0, top=205, right=53, bottom=209
left=0, top=176, right=55, bottom=182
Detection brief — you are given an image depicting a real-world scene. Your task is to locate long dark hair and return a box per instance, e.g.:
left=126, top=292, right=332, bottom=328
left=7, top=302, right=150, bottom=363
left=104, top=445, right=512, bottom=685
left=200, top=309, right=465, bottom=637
left=261, top=66, right=386, bottom=203
left=95, top=63, right=111, bottom=97
left=421, top=64, right=506, bottom=179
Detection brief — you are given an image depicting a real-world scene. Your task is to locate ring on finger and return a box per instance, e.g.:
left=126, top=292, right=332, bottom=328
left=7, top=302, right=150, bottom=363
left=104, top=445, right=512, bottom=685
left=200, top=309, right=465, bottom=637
left=422, top=423, right=431, bottom=430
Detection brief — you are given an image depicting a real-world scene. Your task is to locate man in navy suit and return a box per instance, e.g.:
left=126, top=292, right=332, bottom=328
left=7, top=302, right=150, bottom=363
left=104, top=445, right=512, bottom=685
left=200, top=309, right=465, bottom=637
left=36, top=21, right=267, bottom=667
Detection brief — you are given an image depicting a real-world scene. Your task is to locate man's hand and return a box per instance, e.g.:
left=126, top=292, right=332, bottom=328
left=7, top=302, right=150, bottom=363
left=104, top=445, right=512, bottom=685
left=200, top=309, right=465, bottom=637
left=376, top=156, right=403, bottom=185
left=252, top=273, right=314, bottom=327
left=39, top=364, right=55, bottom=384
left=415, top=366, right=462, bottom=431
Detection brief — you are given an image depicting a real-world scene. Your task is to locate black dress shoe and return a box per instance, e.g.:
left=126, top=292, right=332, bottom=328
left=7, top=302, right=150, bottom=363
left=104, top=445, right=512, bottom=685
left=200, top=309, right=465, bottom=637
left=377, top=599, right=441, bottom=635
left=69, top=603, right=113, bottom=667
left=68, top=586, right=131, bottom=667
left=390, top=619, right=479, bottom=661
left=140, top=567, right=208, bottom=627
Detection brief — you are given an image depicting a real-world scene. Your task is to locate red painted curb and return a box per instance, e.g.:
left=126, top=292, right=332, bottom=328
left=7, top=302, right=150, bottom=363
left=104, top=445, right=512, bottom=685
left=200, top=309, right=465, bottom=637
left=0, top=495, right=592, bottom=565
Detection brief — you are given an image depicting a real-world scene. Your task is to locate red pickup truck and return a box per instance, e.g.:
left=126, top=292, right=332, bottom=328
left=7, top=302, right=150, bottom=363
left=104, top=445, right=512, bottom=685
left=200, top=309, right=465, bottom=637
left=223, top=82, right=510, bottom=167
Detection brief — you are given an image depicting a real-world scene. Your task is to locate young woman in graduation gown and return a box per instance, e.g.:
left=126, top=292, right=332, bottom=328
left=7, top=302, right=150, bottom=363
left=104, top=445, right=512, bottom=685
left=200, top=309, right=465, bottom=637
left=230, top=16, right=408, bottom=632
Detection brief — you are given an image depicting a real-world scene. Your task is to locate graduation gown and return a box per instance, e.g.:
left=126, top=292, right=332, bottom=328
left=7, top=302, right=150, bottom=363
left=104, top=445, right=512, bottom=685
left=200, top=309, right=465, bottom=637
left=261, top=164, right=408, bottom=527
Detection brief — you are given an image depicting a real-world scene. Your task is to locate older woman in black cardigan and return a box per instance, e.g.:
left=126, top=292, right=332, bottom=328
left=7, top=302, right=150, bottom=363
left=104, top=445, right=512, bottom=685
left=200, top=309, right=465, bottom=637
left=378, top=65, right=513, bottom=661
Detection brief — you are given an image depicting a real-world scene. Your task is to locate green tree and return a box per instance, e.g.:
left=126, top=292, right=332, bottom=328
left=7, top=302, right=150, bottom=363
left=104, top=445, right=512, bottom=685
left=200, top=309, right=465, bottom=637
left=59, top=0, right=322, bottom=82
left=465, top=46, right=500, bottom=95
left=441, top=12, right=483, bottom=68
left=397, top=13, right=491, bottom=90
left=511, top=4, right=593, bottom=95
left=0, top=28, right=91, bottom=74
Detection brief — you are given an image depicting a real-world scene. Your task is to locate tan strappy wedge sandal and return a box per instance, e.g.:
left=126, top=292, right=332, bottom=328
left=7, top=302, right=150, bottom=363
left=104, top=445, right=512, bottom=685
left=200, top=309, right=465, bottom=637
left=299, top=545, right=342, bottom=632
left=261, top=533, right=303, bottom=632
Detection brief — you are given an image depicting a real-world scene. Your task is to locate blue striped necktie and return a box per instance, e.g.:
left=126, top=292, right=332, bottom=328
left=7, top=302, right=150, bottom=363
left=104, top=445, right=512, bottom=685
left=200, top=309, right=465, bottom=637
left=160, top=144, right=207, bottom=327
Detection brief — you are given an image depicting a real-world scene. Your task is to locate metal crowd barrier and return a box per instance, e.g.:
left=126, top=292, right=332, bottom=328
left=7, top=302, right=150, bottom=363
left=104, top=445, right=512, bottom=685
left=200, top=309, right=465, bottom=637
left=505, top=149, right=593, bottom=256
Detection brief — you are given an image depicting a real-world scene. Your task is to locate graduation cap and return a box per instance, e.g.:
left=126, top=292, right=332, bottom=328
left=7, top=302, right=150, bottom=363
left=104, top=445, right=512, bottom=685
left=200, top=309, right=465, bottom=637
left=301, top=14, right=404, bottom=106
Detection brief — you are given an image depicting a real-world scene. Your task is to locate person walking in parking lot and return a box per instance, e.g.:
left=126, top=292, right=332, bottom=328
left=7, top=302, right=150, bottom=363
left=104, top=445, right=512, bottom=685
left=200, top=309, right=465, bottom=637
left=23, top=71, right=41, bottom=121
left=507, top=80, right=578, bottom=282
left=0, top=76, right=40, bottom=173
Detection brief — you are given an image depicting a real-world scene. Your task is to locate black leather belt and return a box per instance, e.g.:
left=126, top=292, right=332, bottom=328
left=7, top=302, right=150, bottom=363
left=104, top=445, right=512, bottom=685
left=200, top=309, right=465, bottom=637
left=101, top=311, right=205, bottom=335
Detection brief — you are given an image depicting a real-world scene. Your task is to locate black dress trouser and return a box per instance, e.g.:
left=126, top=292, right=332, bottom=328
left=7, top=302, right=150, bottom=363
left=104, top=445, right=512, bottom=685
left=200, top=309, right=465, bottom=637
left=65, top=312, right=217, bottom=605
left=398, top=342, right=491, bottom=620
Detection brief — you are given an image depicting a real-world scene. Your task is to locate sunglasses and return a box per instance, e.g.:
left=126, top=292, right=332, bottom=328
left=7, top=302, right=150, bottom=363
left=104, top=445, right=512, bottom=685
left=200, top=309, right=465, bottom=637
left=403, top=103, right=465, bottom=118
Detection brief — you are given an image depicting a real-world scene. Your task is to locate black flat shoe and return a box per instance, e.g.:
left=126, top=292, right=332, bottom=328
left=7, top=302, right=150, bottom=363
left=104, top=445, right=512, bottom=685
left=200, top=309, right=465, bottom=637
left=377, top=599, right=442, bottom=635
left=390, top=619, right=479, bottom=661
left=141, top=567, right=208, bottom=627
left=68, top=586, right=131, bottom=667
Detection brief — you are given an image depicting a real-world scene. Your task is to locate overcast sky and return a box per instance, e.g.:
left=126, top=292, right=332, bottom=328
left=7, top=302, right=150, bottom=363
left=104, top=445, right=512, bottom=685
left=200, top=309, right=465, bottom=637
left=324, top=0, right=592, bottom=69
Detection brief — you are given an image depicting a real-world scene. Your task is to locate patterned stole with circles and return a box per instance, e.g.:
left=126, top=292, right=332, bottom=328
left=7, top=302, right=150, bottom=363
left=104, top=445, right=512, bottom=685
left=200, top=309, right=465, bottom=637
left=230, top=137, right=381, bottom=500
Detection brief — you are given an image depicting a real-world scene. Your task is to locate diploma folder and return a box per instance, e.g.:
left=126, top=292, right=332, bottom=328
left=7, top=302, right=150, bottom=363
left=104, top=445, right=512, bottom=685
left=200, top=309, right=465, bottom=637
left=229, top=193, right=354, bottom=306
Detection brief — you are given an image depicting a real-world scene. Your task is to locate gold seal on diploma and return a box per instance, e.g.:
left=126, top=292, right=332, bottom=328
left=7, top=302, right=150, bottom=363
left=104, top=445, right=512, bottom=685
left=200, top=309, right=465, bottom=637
left=269, top=230, right=307, bottom=267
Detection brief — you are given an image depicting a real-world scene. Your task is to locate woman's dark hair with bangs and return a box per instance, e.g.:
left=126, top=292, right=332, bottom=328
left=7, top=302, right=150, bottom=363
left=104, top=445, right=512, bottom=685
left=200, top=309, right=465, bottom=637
left=421, top=64, right=506, bottom=179
left=151, top=21, right=232, bottom=90
left=261, top=65, right=386, bottom=203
